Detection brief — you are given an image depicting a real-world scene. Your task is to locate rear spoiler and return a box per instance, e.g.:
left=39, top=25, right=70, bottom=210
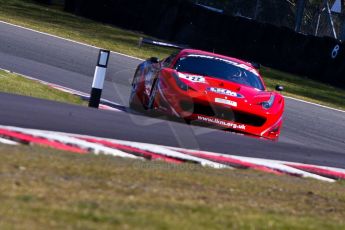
left=139, top=37, right=189, bottom=50
left=139, top=37, right=261, bottom=69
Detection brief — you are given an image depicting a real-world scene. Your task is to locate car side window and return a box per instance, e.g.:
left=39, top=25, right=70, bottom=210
left=162, top=54, right=177, bottom=68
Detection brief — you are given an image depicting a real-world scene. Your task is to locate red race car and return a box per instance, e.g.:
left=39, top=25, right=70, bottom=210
left=129, top=49, right=285, bottom=140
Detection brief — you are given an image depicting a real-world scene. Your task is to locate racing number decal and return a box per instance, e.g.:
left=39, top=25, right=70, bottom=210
left=331, top=45, right=340, bottom=59
left=187, top=76, right=203, bottom=82
left=178, top=73, right=205, bottom=83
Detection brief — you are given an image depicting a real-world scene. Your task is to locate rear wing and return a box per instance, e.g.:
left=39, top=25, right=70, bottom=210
left=139, top=37, right=261, bottom=69
left=139, top=37, right=189, bottom=50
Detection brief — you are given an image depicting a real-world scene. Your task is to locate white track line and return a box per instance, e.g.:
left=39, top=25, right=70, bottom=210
left=90, top=138, right=229, bottom=169
left=0, top=20, right=144, bottom=61
left=68, top=132, right=344, bottom=182
left=285, top=96, right=345, bottom=113
left=1, top=20, right=344, bottom=113
left=1, top=126, right=138, bottom=159
left=230, top=155, right=334, bottom=182
left=0, top=137, right=18, bottom=145
left=171, top=146, right=345, bottom=174
left=169, top=147, right=336, bottom=182
left=98, top=104, right=121, bottom=111
left=0, top=67, right=87, bottom=97
left=1, top=125, right=344, bottom=182
left=0, top=67, right=122, bottom=111
left=0, top=125, right=228, bottom=169
left=231, top=154, right=345, bottom=174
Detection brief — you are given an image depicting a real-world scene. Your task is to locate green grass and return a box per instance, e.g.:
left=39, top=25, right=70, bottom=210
left=0, top=69, right=84, bottom=105
left=0, top=144, right=344, bottom=229
left=0, top=0, right=344, bottom=110
left=262, top=68, right=345, bottom=110
left=0, top=0, right=173, bottom=59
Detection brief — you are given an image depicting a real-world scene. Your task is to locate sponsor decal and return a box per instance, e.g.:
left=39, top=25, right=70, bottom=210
left=208, top=87, right=244, bottom=98
left=178, top=72, right=205, bottom=83
left=331, top=44, right=340, bottom=59
left=197, top=115, right=246, bottom=130
left=215, top=98, right=237, bottom=107
left=187, top=54, right=259, bottom=76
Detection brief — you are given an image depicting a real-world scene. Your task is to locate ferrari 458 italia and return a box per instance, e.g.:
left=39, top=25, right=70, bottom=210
left=129, top=49, right=285, bottom=140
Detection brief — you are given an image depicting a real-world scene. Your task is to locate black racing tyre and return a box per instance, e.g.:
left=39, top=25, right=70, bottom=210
left=147, top=78, right=159, bottom=110
left=129, top=68, right=144, bottom=111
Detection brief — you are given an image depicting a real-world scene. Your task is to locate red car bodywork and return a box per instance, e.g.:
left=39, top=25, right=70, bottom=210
left=129, top=49, right=285, bottom=140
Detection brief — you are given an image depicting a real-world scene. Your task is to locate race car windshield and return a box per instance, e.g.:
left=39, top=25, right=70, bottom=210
left=174, top=55, right=264, bottom=90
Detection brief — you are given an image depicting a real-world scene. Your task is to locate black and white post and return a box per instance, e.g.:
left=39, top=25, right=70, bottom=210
left=89, top=50, right=110, bottom=108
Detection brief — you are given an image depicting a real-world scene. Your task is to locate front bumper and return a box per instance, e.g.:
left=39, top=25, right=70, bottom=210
left=156, top=78, right=283, bottom=140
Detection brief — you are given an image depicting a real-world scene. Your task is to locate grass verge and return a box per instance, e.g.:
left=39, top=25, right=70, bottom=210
left=0, top=0, right=344, bottom=110
left=0, top=69, right=84, bottom=105
left=0, top=144, right=345, bottom=229
left=262, top=68, right=345, bottom=110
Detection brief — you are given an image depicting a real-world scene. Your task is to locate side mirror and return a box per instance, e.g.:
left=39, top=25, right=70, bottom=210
left=149, top=57, right=159, bottom=63
left=275, top=85, right=284, bottom=91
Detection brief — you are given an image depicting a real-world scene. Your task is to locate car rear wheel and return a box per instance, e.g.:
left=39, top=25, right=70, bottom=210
left=147, top=78, right=159, bottom=110
left=129, top=68, right=144, bottom=111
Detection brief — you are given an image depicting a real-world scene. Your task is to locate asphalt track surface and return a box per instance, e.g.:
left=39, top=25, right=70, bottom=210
left=0, top=22, right=345, bottom=168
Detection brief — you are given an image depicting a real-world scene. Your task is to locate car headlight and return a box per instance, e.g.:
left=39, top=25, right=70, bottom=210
left=172, top=72, right=189, bottom=91
left=261, top=94, right=275, bottom=110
